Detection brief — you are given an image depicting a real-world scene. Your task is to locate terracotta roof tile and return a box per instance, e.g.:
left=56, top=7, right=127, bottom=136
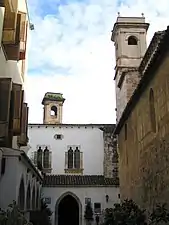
left=43, top=175, right=119, bottom=187
left=139, top=30, right=165, bottom=75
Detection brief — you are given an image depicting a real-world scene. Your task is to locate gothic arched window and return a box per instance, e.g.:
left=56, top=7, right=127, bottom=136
left=37, top=147, right=43, bottom=169
left=74, top=147, right=80, bottom=169
left=68, top=147, right=73, bottom=169
left=51, top=105, right=57, bottom=116
left=43, top=147, right=50, bottom=168
left=149, top=88, right=156, bottom=132
left=128, top=36, right=137, bottom=45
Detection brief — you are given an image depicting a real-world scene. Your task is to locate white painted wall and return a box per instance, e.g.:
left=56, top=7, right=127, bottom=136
left=0, top=148, right=42, bottom=211
left=28, top=125, right=104, bottom=175
left=0, top=156, right=19, bottom=209
left=43, top=186, right=120, bottom=225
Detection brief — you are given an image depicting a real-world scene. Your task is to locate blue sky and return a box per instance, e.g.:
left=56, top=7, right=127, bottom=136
left=26, top=0, right=169, bottom=123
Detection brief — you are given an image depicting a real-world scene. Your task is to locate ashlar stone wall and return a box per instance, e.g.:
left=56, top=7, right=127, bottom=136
left=117, top=52, right=169, bottom=210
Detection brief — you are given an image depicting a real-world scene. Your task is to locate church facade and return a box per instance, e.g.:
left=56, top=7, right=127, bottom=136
left=27, top=92, right=119, bottom=225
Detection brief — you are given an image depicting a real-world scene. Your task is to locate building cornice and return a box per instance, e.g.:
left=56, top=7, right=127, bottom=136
left=29, top=123, right=115, bottom=127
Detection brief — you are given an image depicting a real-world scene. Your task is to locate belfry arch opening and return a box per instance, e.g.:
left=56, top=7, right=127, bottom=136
left=51, top=105, right=57, bottom=116
left=128, top=36, right=138, bottom=45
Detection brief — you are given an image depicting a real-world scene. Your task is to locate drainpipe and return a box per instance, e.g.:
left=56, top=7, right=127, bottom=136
left=25, top=0, right=35, bottom=30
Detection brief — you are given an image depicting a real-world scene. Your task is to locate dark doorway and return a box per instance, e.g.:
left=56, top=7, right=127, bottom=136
left=58, top=195, right=79, bottom=225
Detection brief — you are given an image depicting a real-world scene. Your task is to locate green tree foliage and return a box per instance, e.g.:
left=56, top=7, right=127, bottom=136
left=104, top=199, right=169, bottom=225
left=104, top=208, right=114, bottom=225
left=30, top=199, right=52, bottom=225
left=84, top=202, right=94, bottom=221
left=149, top=203, right=169, bottom=224
left=0, top=201, right=32, bottom=225
left=104, top=199, right=146, bottom=225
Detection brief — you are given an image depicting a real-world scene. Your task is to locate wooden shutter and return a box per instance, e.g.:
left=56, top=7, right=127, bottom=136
left=3, top=13, right=21, bottom=60
left=49, top=151, right=52, bottom=168
left=18, top=102, right=29, bottom=146
left=8, top=0, right=18, bottom=13
left=65, top=152, right=68, bottom=169
left=43, top=148, right=49, bottom=168
left=0, top=78, right=12, bottom=143
left=2, top=0, right=17, bottom=44
left=80, top=152, right=83, bottom=169
left=0, top=0, right=5, bottom=7
left=19, top=12, right=27, bottom=60
left=12, top=83, right=23, bottom=135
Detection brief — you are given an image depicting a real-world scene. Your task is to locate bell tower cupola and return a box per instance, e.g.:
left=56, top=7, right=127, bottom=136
left=42, top=92, right=65, bottom=124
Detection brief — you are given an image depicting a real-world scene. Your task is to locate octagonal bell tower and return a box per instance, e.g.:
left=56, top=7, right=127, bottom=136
left=42, top=92, right=65, bottom=124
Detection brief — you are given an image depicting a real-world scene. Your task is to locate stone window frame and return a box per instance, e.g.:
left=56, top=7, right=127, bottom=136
left=54, top=134, right=64, bottom=140
left=65, top=145, right=83, bottom=174
left=31, top=145, right=52, bottom=172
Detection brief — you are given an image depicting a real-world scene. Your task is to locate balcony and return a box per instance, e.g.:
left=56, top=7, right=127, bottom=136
left=1, top=0, right=28, bottom=61
left=0, top=78, right=29, bottom=148
left=0, top=0, right=18, bottom=12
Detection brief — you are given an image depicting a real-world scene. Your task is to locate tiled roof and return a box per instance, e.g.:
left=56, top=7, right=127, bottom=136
left=139, top=30, right=165, bottom=75
left=43, top=175, right=119, bottom=187
left=42, top=92, right=65, bottom=104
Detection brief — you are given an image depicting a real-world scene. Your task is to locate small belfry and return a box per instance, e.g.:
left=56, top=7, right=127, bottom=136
left=42, top=92, right=65, bottom=124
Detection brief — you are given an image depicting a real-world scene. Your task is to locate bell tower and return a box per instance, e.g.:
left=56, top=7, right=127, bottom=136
left=111, top=15, right=149, bottom=122
left=42, top=92, right=65, bottom=124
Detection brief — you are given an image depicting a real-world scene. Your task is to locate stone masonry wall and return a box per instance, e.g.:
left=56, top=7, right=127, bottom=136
left=116, top=69, right=140, bottom=123
left=103, top=129, right=118, bottom=179
left=118, top=53, right=169, bottom=210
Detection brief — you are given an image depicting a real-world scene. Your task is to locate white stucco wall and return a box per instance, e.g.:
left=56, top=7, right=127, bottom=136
left=43, top=186, right=120, bottom=225
left=28, top=125, right=104, bottom=175
left=0, top=156, right=20, bottom=209
left=0, top=149, right=42, bottom=211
